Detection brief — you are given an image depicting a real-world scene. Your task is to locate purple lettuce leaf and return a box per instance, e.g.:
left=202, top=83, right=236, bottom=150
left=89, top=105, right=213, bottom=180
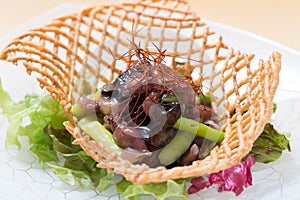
left=188, top=156, right=255, bottom=196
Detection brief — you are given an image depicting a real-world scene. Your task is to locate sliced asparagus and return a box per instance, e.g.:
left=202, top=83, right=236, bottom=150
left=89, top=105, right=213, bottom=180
left=174, top=117, right=224, bottom=144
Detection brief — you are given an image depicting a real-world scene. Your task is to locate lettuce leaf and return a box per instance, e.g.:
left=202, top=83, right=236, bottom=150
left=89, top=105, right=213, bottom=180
left=0, top=81, right=114, bottom=192
left=47, top=127, right=115, bottom=192
left=116, top=178, right=188, bottom=200
left=248, top=123, right=291, bottom=163
left=0, top=81, right=64, bottom=166
left=48, top=161, right=114, bottom=192
left=188, top=156, right=255, bottom=196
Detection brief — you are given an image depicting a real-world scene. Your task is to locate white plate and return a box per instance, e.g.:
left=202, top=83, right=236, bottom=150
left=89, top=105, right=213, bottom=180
left=1, top=4, right=300, bottom=200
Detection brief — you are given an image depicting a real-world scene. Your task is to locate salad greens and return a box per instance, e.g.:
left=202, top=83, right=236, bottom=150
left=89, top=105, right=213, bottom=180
left=248, top=123, right=291, bottom=163
left=0, top=78, right=291, bottom=199
left=0, top=80, right=114, bottom=192
left=0, top=80, right=62, bottom=166
left=117, top=178, right=188, bottom=200
left=47, top=127, right=115, bottom=192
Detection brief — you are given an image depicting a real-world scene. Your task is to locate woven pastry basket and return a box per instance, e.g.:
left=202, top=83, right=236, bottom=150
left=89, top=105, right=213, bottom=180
left=0, top=0, right=281, bottom=184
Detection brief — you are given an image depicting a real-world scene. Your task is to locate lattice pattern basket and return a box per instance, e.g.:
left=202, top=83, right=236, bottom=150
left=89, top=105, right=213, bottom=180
left=0, top=0, right=281, bottom=184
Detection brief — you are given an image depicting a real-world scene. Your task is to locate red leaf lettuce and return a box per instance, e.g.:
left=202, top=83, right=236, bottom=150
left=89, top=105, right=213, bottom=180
left=188, top=156, right=255, bottom=196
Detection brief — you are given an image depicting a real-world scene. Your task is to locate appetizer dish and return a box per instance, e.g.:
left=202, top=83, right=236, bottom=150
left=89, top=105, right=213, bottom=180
left=0, top=0, right=291, bottom=199
left=72, top=46, right=224, bottom=169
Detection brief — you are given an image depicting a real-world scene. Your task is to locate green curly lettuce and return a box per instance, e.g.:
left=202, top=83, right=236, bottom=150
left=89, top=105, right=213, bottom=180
left=116, top=177, right=189, bottom=200
left=47, top=126, right=115, bottom=192
left=0, top=80, right=63, bottom=166
left=0, top=80, right=114, bottom=192
left=248, top=123, right=291, bottom=163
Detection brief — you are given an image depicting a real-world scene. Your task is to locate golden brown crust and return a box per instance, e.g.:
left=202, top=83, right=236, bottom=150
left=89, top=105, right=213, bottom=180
left=0, top=0, right=281, bottom=184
